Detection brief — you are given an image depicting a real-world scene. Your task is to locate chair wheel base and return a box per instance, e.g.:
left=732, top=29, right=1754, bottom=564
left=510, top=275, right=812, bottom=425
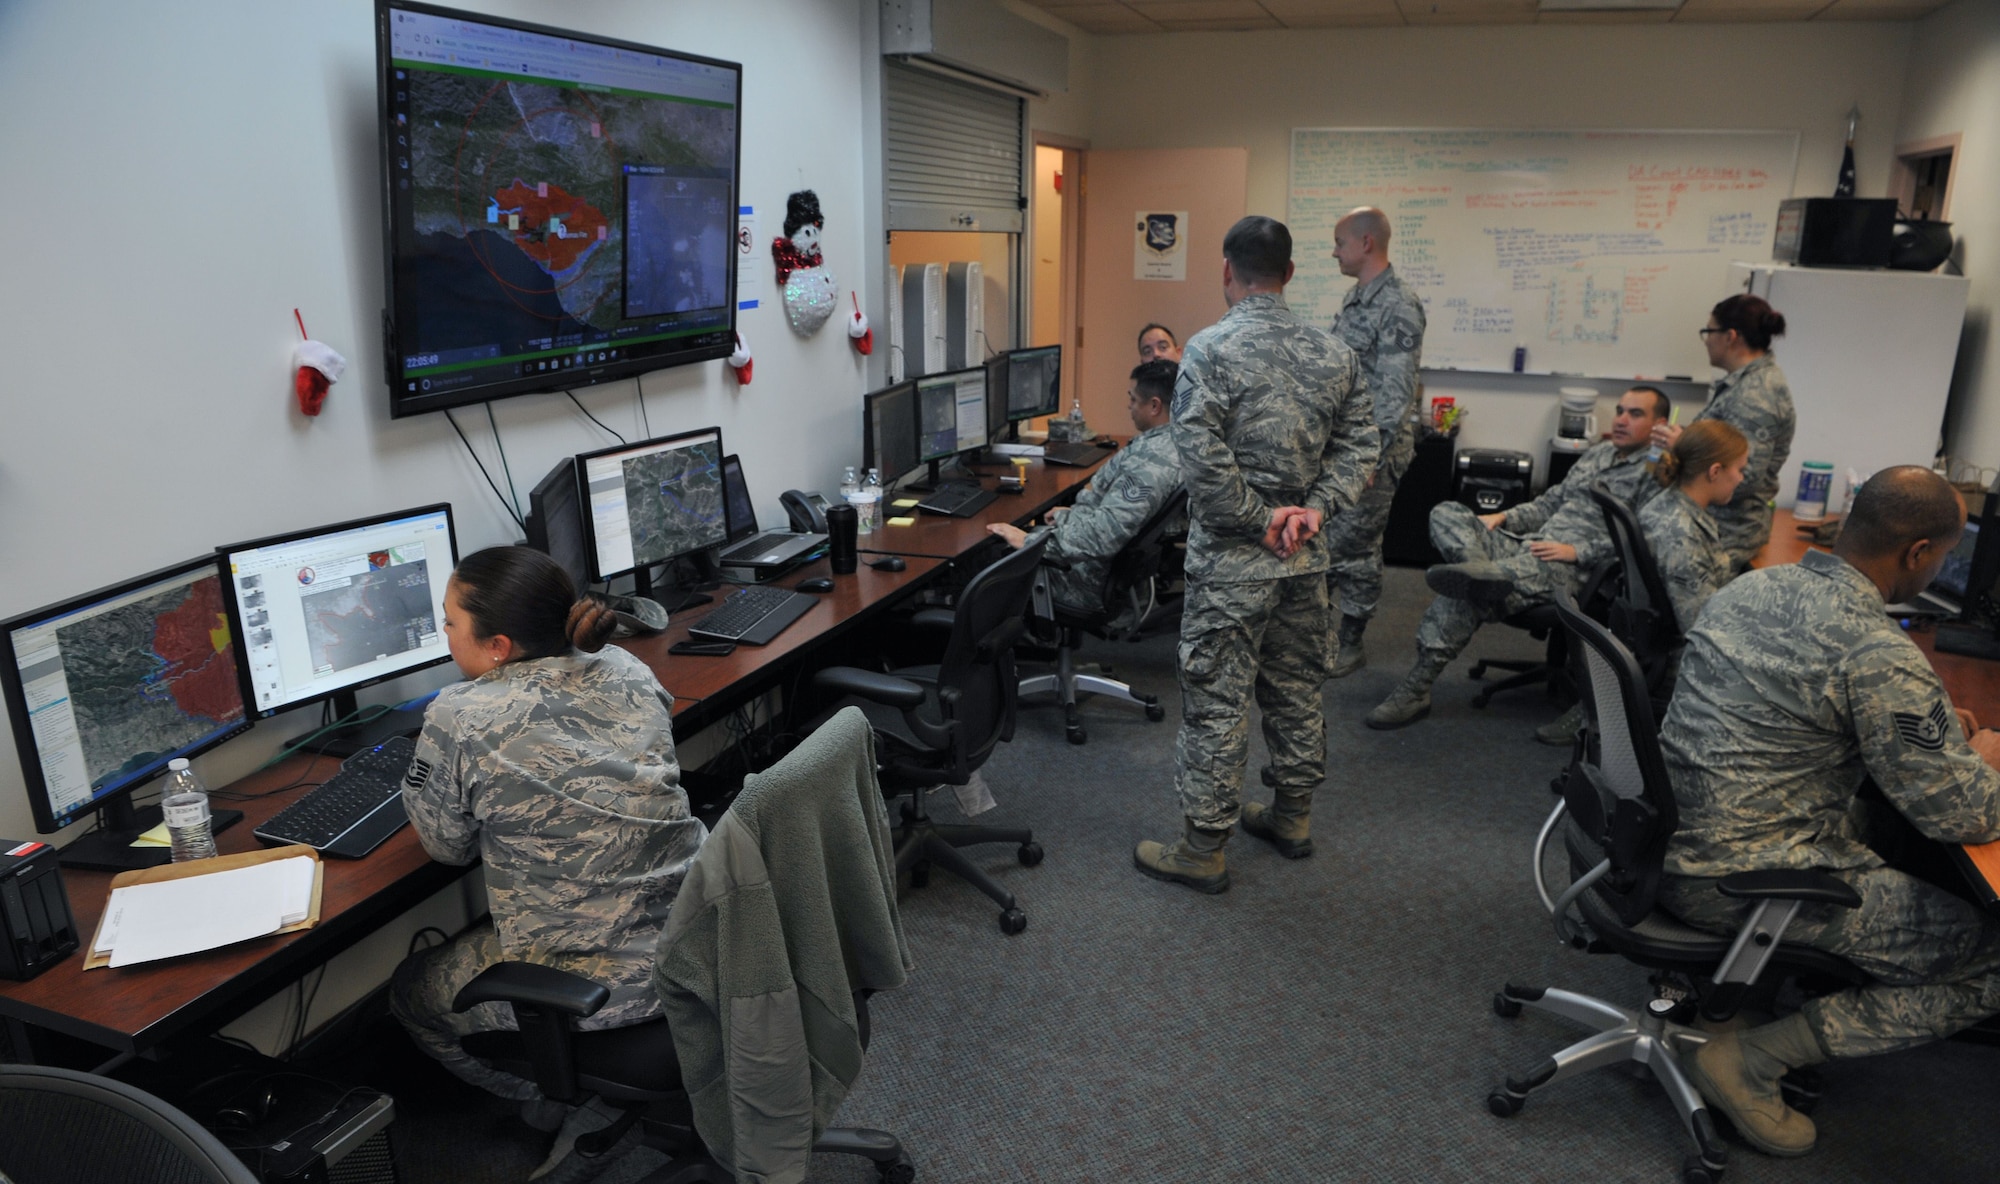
left=1487, top=1089, right=1525, bottom=1117
left=1493, top=992, right=1523, bottom=1018
left=1471, top=692, right=1494, bottom=709
left=999, top=908, right=1027, bottom=934
left=1683, top=1155, right=1724, bottom=1184
left=879, top=1156, right=916, bottom=1184
left=1065, top=725, right=1087, bottom=745
left=1018, top=842, right=1044, bottom=867
left=1144, top=702, right=1164, bottom=722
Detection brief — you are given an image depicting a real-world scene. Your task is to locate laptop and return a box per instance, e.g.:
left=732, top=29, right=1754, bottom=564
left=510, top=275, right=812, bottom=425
left=714, top=455, right=827, bottom=570
left=1890, top=509, right=1998, bottom=619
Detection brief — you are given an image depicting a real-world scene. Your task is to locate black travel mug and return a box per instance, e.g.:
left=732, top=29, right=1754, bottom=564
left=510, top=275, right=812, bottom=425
left=826, top=503, right=858, bottom=574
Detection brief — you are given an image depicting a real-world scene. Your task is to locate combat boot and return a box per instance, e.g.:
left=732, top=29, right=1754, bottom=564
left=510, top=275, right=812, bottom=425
left=1425, top=560, right=1514, bottom=606
left=1366, top=648, right=1451, bottom=730
left=1329, top=614, right=1369, bottom=679
left=1240, top=790, right=1314, bottom=858
left=1534, top=703, right=1586, bottom=747
left=1133, top=820, right=1231, bottom=893
left=1684, top=1012, right=1828, bottom=1158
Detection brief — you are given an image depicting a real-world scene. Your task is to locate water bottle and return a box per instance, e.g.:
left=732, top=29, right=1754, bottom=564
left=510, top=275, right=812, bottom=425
left=858, top=468, right=884, bottom=533
left=163, top=758, right=217, bottom=862
left=839, top=465, right=860, bottom=505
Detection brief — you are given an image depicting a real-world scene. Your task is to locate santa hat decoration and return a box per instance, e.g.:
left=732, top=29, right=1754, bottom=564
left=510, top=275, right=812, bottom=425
left=291, top=311, right=345, bottom=417
left=847, top=291, right=873, bottom=355
left=728, top=331, right=753, bottom=385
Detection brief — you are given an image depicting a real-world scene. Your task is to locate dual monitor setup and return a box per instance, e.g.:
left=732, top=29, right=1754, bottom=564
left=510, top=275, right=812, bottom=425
left=865, top=346, right=1061, bottom=490
left=1, top=507, right=459, bottom=871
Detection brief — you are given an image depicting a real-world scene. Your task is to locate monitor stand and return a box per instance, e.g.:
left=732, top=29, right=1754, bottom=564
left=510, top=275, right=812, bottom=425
left=59, top=794, right=246, bottom=873
left=293, top=690, right=428, bottom=759
left=633, top=563, right=713, bottom=614
left=906, top=459, right=950, bottom=493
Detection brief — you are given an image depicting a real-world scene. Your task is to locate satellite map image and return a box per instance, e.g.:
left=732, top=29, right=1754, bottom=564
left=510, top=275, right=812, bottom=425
left=58, top=575, right=244, bottom=790
left=300, top=557, right=439, bottom=676
left=403, top=72, right=737, bottom=339
left=623, top=441, right=725, bottom=568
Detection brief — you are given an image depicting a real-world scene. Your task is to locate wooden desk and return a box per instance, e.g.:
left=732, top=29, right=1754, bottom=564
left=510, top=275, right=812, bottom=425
left=1749, top=507, right=1829, bottom=569
left=864, top=453, right=1107, bottom=560
left=0, top=762, right=471, bottom=1058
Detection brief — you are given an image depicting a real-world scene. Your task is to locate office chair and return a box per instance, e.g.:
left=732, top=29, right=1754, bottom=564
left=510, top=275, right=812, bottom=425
left=1017, top=489, right=1187, bottom=744
left=1589, top=484, right=1684, bottom=697
left=816, top=537, right=1048, bottom=934
left=1466, top=601, right=1567, bottom=708
left=0, top=1063, right=261, bottom=1184
left=1486, top=588, right=1869, bottom=1184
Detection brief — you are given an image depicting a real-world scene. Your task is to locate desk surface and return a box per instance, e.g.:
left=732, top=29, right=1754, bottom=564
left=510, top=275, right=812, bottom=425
left=863, top=454, right=1105, bottom=559
left=0, top=762, right=469, bottom=1056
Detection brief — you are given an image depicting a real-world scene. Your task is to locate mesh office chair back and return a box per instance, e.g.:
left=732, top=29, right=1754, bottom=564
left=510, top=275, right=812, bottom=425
left=1589, top=484, right=1683, bottom=689
left=0, top=1064, right=261, bottom=1184
left=926, top=537, right=1047, bottom=779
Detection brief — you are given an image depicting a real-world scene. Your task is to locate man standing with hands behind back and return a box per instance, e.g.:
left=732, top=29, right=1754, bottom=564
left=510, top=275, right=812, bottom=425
left=1319, top=207, right=1428, bottom=678
left=1133, top=216, right=1377, bottom=893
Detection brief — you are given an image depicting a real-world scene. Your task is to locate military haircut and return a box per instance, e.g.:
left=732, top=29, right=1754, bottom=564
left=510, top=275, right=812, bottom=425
left=1838, top=465, right=1963, bottom=559
left=1628, top=385, right=1671, bottom=421
left=1130, top=359, right=1178, bottom=408
left=1340, top=206, right=1391, bottom=249
left=1222, top=216, right=1291, bottom=286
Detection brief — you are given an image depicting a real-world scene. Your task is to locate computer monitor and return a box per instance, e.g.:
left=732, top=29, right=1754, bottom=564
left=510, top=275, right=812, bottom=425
left=578, top=427, right=728, bottom=597
left=524, top=457, right=591, bottom=593
left=862, top=382, right=920, bottom=484
left=1, top=556, right=254, bottom=869
left=220, top=505, right=457, bottom=756
left=915, top=373, right=960, bottom=463
left=1006, top=345, right=1062, bottom=423
left=984, top=353, right=1011, bottom=442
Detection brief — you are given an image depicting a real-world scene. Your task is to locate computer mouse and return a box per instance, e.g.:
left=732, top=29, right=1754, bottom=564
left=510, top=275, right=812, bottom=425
left=869, top=555, right=907, bottom=572
left=798, top=576, right=836, bottom=593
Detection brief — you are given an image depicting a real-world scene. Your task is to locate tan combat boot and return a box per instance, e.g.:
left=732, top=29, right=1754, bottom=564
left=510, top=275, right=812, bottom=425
left=1425, top=560, right=1514, bottom=606
left=1133, top=820, right=1231, bottom=894
left=1240, top=791, right=1314, bottom=859
left=1329, top=614, right=1368, bottom=679
left=1366, top=648, right=1452, bottom=730
left=1684, top=1012, right=1828, bottom=1157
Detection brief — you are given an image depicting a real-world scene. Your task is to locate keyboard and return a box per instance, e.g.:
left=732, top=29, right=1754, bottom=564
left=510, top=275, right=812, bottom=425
left=917, top=483, right=998, bottom=518
left=1041, top=440, right=1111, bottom=467
left=255, top=735, right=415, bottom=858
left=687, top=585, right=817, bottom=646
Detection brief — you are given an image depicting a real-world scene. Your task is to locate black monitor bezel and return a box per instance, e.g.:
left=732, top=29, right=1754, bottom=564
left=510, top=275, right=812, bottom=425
left=984, top=353, right=1011, bottom=442
left=1006, top=345, right=1062, bottom=422
left=861, top=381, right=920, bottom=483
left=376, top=0, right=745, bottom=419
left=914, top=366, right=990, bottom=461
left=524, top=456, right=591, bottom=592
left=575, top=426, right=728, bottom=582
left=216, top=503, right=460, bottom=722
left=1, top=555, right=254, bottom=835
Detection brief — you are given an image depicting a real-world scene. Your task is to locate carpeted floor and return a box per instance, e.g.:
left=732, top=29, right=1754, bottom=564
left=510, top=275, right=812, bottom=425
left=345, top=566, right=2000, bottom=1183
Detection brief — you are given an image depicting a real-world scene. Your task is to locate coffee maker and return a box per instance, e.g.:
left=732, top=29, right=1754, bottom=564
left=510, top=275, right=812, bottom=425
left=1549, top=386, right=1598, bottom=485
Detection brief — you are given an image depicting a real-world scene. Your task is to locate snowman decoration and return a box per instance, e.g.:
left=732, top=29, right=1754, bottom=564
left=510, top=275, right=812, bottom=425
left=772, top=190, right=838, bottom=336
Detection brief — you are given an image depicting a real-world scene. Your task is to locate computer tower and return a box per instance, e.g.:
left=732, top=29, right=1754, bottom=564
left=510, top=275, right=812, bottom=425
left=1455, top=448, right=1534, bottom=515
left=0, top=839, right=78, bottom=981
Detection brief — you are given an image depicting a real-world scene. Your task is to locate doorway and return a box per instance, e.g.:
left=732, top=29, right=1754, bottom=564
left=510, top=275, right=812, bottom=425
left=1031, top=139, right=1083, bottom=424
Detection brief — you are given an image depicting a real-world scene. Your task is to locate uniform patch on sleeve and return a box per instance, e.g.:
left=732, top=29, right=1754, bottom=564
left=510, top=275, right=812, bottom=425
left=403, top=758, right=433, bottom=791
left=1893, top=701, right=1952, bottom=751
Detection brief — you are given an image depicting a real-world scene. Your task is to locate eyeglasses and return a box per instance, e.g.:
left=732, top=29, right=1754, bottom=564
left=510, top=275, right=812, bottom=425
left=1697, top=327, right=1727, bottom=337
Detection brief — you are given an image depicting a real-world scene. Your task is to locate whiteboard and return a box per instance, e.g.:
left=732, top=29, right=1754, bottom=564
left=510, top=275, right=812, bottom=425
left=1289, top=129, right=1800, bottom=380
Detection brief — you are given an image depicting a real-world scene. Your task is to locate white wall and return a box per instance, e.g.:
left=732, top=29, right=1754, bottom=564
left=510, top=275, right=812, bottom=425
left=1084, top=21, right=1916, bottom=474
left=0, top=0, right=879, bottom=845
left=1899, top=0, right=2000, bottom=473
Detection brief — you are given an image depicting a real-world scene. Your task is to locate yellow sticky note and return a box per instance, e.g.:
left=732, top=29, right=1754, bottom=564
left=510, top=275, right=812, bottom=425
left=130, top=823, right=172, bottom=848
left=1011, top=457, right=1031, bottom=469
left=886, top=516, right=917, bottom=527
left=891, top=498, right=921, bottom=509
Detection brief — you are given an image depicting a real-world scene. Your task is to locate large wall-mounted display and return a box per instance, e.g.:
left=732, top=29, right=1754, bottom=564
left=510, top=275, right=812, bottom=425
left=378, top=1, right=743, bottom=417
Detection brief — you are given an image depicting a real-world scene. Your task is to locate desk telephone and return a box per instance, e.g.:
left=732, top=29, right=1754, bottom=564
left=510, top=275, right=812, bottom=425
left=782, top=489, right=830, bottom=533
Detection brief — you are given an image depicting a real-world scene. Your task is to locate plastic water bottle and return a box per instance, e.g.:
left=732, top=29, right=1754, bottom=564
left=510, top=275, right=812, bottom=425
left=858, top=468, right=884, bottom=533
left=840, top=465, right=860, bottom=506
left=163, top=758, right=217, bottom=862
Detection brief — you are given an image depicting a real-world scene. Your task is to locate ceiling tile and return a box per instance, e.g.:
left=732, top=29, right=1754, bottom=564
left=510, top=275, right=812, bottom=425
left=1034, top=4, right=1167, bottom=32
left=1262, top=0, right=1406, bottom=25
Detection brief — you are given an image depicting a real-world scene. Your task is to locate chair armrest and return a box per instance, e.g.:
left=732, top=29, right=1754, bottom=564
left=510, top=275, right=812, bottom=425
left=910, top=608, right=957, bottom=632
left=1038, top=554, right=1074, bottom=572
left=815, top=666, right=927, bottom=708
left=454, top=961, right=611, bottom=1019
left=1716, top=870, right=1862, bottom=909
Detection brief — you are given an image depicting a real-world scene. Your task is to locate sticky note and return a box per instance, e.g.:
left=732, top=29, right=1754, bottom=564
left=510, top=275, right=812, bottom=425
left=887, top=516, right=917, bottom=527
left=891, top=498, right=921, bottom=509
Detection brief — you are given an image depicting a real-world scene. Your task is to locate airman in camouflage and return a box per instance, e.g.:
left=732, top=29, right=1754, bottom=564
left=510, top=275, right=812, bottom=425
left=1639, top=484, right=1729, bottom=633
left=1653, top=468, right=2000, bottom=1157
left=1320, top=208, right=1428, bottom=678
left=1366, top=388, right=1669, bottom=730
left=1695, top=353, right=1795, bottom=569
left=1133, top=216, right=1376, bottom=893
left=987, top=360, right=1182, bottom=615
left=391, top=642, right=705, bottom=1100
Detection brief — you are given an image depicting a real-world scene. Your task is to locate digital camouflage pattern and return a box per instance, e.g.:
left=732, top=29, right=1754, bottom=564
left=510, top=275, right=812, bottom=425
left=1041, top=423, right=1182, bottom=612
left=1638, top=485, right=1730, bottom=632
left=1170, top=288, right=1372, bottom=827
left=1499, top=438, right=1657, bottom=571
left=1172, top=291, right=1376, bottom=586
left=392, top=645, right=706, bottom=1095
left=1409, top=502, right=1585, bottom=663
left=1176, top=573, right=1331, bottom=829
left=1323, top=265, right=1427, bottom=621
left=1692, top=354, right=1796, bottom=569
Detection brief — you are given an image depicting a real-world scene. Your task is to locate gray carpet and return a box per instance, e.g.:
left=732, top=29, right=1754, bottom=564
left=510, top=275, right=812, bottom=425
left=386, top=566, right=2000, bottom=1183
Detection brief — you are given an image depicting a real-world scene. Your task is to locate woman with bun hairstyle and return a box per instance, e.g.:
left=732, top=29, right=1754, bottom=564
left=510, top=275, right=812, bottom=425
left=390, top=546, right=705, bottom=1107
left=1644, top=419, right=1749, bottom=633
left=1654, top=294, right=1796, bottom=572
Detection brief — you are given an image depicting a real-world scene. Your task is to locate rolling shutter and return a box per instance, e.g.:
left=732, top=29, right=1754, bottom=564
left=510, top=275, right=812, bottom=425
left=884, top=63, right=1023, bottom=234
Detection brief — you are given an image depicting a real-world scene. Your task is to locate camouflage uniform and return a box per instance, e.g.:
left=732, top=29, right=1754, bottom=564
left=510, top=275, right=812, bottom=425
left=390, top=645, right=706, bottom=1099
left=1637, top=484, right=1729, bottom=633
left=1040, top=423, right=1183, bottom=613
left=1657, top=549, right=2000, bottom=1058
left=1411, top=441, right=1653, bottom=662
left=1172, top=292, right=1376, bottom=829
left=1693, top=354, right=1795, bottom=570
left=1320, top=265, right=1427, bottom=622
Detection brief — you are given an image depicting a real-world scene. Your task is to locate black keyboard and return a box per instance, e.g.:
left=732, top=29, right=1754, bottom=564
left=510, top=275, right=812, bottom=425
left=917, top=483, right=998, bottom=518
left=1042, top=440, right=1110, bottom=467
left=255, top=736, right=414, bottom=859
left=687, top=585, right=817, bottom=645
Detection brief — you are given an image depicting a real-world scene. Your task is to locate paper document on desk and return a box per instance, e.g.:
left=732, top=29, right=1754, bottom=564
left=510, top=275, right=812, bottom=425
left=97, top=856, right=317, bottom=968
